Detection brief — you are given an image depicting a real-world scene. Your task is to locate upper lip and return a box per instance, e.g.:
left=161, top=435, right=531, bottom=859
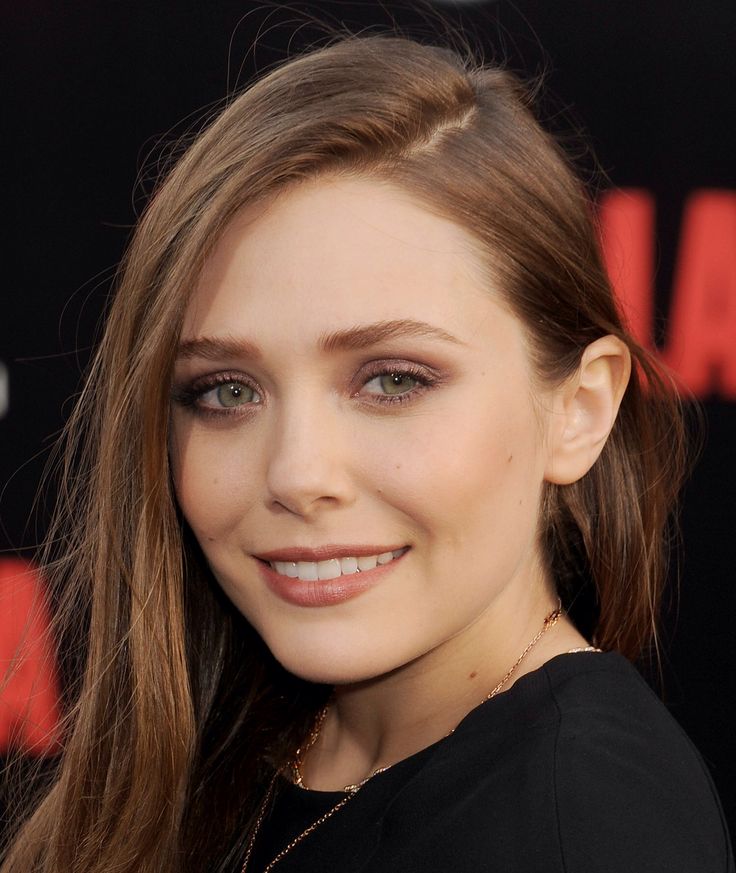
left=254, top=544, right=408, bottom=562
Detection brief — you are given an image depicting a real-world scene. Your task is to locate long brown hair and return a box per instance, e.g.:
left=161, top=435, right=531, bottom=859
left=2, top=33, right=687, bottom=872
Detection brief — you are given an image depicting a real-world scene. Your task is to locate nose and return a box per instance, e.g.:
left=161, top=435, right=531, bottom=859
left=264, top=389, right=356, bottom=518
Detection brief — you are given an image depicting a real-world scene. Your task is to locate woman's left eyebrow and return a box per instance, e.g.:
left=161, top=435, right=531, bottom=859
left=319, top=319, right=464, bottom=352
left=176, top=319, right=464, bottom=361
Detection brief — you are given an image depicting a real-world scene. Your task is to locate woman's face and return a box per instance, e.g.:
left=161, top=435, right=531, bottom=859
left=170, top=176, right=559, bottom=684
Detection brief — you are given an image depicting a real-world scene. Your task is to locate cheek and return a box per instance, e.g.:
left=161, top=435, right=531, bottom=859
left=169, top=418, right=257, bottom=541
left=366, top=398, right=544, bottom=541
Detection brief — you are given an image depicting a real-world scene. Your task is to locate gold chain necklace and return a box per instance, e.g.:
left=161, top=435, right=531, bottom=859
left=241, top=601, right=584, bottom=873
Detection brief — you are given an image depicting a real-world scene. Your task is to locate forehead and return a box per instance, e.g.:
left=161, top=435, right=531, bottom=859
left=182, top=176, right=512, bottom=349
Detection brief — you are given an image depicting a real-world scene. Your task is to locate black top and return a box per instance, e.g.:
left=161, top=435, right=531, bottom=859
left=245, top=651, right=734, bottom=872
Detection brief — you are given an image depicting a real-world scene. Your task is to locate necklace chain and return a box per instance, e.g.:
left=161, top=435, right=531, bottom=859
left=241, top=601, right=586, bottom=872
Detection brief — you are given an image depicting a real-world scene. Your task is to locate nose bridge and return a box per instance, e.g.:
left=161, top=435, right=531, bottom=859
left=264, top=382, right=352, bottom=515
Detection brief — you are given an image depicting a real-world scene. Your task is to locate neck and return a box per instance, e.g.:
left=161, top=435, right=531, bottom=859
left=297, top=584, right=587, bottom=792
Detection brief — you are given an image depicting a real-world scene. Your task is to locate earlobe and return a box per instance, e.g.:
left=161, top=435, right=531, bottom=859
left=544, top=335, right=632, bottom=485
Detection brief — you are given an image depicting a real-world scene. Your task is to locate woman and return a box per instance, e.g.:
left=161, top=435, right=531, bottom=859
left=2, top=34, right=733, bottom=872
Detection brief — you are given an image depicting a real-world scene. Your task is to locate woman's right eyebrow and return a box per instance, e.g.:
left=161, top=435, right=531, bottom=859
left=176, top=319, right=464, bottom=362
left=176, top=335, right=262, bottom=362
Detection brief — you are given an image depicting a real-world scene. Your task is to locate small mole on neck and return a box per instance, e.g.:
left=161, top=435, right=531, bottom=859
left=469, top=670, right=478, bottom=679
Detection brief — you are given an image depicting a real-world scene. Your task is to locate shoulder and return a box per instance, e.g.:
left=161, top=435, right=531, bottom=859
left=541, top=652, right=734, bottom=873
left=373, top=653, right=733, bottom=873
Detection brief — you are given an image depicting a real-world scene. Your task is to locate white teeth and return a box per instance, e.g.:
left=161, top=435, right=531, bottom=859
left=340, top=557, right=358, bottom=574
left=317, top=559, right=341, bottom=581
left=296, top=561, right=318, bottom=582
left=269, top=548, right=407, bottom=581
left=357, top=554, right=378, bottom=571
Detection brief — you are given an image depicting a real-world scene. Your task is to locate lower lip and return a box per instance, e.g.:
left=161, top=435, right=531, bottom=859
left=257, top=550, right=408, bottom=607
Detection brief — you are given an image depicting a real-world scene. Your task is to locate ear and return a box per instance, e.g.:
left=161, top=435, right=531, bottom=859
left=544, top=335, right=632, bottom=485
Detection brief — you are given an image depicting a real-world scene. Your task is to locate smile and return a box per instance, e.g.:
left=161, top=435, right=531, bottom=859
left=268, top=548, right=408, bottom=581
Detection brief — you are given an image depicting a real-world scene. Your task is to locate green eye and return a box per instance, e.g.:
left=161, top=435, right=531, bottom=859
left=373, top=372, right=419, bottom=395
left=214, top=382, right=258, bottom=407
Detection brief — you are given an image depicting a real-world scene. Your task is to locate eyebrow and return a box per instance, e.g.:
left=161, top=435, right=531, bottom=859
left=176, top=319, right=463, bottom=361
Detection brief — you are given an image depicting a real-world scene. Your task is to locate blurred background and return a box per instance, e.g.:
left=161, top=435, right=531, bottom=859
left=2, top=0, right=734, bottom=832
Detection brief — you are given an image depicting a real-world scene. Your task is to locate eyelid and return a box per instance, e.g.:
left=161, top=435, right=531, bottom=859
left=190, top=371, right=259, bottom=395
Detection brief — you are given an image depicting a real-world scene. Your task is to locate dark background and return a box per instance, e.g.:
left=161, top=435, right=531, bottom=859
left=2, top=0, right=735, bottom=832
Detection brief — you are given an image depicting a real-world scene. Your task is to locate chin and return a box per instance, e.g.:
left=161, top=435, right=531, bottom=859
left=275, top=651, right=384, bottom=686
left=264, top=634, right=405, bottom=687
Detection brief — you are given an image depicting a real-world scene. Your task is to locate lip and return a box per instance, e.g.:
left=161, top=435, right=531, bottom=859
left=253, top=544, right=407, bottom=562
left=257, top=547, right=409, bottom=607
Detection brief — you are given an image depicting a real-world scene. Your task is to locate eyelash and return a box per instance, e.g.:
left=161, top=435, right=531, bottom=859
left=171, top=362, right=437, bottom=419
